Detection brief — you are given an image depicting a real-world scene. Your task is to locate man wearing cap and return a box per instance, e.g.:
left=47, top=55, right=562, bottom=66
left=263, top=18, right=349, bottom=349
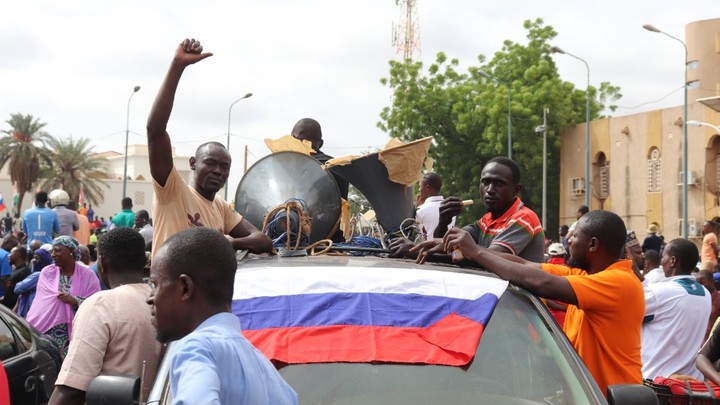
left=624, top=231, right=645, bottom=282
left=547, top=243, right=566, bottom=265
left=642, top=224, right=663, bottom=253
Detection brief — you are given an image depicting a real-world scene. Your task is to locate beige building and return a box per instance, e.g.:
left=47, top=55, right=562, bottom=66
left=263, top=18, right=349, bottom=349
left=0, top=144, right=194, bottom=224
left=560, top=18, right=720, bottom=245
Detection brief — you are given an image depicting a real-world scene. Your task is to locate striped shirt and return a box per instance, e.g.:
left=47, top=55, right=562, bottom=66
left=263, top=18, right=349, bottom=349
left=464, top=197, right=545, bottom=262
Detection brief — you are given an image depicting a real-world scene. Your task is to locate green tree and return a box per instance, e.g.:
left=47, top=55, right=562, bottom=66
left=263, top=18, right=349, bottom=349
left=378, top=18, right=621, bottom=237
left=37, top=136, right=110, bottom=206
left=0, top=113, right=53, bottom=215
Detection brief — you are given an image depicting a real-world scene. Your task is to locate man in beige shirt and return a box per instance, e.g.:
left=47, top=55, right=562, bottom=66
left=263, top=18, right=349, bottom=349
left=146, top=38, right=272, bottom=256
left=48, top=227, right=162, bottom=405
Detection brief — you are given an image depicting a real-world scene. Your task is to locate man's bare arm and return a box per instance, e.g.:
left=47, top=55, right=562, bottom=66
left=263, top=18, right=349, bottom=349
left=228, top=218, right=273, bottom=254
left=442, top=228, right=578, bottom=305
left=147, top=38, right=213, bottom=186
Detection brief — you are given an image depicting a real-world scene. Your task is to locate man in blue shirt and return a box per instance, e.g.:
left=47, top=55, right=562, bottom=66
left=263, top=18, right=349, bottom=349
left=148, top=225, right=297, bottom=404
left=22, top=191, right=59, bottom=248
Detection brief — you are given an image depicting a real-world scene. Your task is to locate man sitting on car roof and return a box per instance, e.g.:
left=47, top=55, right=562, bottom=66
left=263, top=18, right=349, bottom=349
left=420, top=210, right=644, bottom=397
left=390, top=157, right=544, bottom=263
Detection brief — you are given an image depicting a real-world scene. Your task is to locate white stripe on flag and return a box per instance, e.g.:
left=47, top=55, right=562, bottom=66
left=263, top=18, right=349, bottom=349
left=234, top=266, right=508, bottom=301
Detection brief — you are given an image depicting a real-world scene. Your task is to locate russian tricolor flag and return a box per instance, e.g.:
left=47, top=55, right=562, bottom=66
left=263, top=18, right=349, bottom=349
left=0, top=194, right=6, bottom=213
left=232, top=267, right=508, bottom=367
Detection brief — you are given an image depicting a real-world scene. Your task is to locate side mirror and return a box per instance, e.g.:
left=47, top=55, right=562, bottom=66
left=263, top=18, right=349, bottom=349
left=607, top=384, right=658, bottom=405
left=86, top=375, right=140, bottom=405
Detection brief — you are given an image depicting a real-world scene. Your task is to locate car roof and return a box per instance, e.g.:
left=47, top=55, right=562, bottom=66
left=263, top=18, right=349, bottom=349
left=237, top=253, right=499, bottom=276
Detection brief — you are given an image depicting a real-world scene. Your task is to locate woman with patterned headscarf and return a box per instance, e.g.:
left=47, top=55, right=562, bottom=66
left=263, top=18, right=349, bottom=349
left=26, top=236, right=101, bottom=356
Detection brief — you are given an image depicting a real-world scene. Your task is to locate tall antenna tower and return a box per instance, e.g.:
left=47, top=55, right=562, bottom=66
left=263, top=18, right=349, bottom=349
left=392, top=0, right=420, bottom=60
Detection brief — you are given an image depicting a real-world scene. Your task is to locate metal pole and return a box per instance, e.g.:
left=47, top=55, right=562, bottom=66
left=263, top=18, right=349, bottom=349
left=226, top=92, right=253, bottom=200
left=643, top=24, right=688, bottom=238
left=507, top=88, right=512, bottom=160
left=584, top=62, right=590, bottom=208
left=542, top=108, right=547, bottom=229
left=122, top=85, right=141, bottom=199
left=549, top=46, right=591, bottom=207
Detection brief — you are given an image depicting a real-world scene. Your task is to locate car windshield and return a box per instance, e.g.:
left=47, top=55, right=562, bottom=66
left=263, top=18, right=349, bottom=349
left=279, top=289, right=597, bottom=405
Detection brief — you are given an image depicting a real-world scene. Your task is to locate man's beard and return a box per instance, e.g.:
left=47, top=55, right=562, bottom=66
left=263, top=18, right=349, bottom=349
left=566, top=256, right=590, bottom=271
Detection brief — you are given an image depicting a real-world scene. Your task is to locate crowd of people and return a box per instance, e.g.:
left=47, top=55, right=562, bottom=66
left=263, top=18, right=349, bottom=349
left=393, top=155, right=720, bottom=397
left=5, top=36, right=720, bottom=403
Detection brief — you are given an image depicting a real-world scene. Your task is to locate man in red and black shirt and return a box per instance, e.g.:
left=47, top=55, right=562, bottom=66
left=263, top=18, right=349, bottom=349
left=394, top=157, right=544, bottom=263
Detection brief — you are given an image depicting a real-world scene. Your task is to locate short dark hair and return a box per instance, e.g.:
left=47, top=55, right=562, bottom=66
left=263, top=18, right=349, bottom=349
left=578, top=210, right=626, bottom=260
left=423, top=172, right=442, bottom=192
left=577, top=205, right=590, bottom=215
left=136, top=210, right=150, bottom=220
left=97, top=227, right=146, bottom=275
left=10, top=246, right=26, bottom=261
left=643, top=249, right=661, bottom=266
left=486, top=157, right=521, bottom=185
left=121, top=197, right=133, bottom=209
left=195, top=141, right=227, bottom=157
left=664, top=238, right=699, bottom=275
left=159, top=227, right=236, bottom=306
left=35, top=191, right=48, bottom=204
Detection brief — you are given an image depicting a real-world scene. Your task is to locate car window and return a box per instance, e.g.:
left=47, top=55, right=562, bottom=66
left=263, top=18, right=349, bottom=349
left=279, top=291, right=596, bottom=405
left=0, top=318, right=18, bottom=361
left=2, top=312, right=31, bottom=352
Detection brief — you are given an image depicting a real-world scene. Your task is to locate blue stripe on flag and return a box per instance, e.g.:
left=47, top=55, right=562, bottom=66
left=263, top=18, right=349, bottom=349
left=233, top=292, right=499, bottom=330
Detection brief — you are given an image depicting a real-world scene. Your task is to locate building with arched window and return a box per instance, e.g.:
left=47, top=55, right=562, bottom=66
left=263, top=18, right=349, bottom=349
left=559, top=18, right=720, bottom=244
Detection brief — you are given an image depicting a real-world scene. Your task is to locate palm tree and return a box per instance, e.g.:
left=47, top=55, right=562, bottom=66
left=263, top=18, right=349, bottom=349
left=0, top=113, right=53, bottom=214
left=37, top=136, right=110, bottom=205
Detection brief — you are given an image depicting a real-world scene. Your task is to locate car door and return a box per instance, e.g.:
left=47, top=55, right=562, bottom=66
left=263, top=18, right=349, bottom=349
left=0, top=311, right=40, bottom=405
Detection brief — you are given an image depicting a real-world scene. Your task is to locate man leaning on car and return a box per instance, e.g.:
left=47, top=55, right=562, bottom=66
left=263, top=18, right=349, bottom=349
left=419, top=210, right=644, bottom=398
left=390, top=156, right=545, bottom=263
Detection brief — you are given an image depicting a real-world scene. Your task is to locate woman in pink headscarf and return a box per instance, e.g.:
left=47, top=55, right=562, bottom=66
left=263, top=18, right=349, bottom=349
left=26, top=236, right=100, bottom=356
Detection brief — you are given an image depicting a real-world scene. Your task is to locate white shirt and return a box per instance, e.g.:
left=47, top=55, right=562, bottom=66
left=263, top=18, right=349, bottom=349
left=642, top=267, right=666, bottom=287
left=416, top=196, right=455, bottom=239
left=138, top=223, right=153, bottom=245
left=641, top=275, right=711, bottom=379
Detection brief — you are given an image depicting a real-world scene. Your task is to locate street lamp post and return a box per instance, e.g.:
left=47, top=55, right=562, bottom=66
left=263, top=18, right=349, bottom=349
left=478, top=71, right=512, bottom=159
left=122, top=85, right=141, bottom=199
left=550, top=46, right=591, bottom=208
left=535, top=108, right=549, bottom=229
left=226, top=92, right=253, bottom=200
left=643, top=23, right=689, bottom=238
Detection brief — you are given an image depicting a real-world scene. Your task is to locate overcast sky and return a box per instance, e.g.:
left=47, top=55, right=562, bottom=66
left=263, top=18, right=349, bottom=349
left=2, top=1, right=717, bottom=198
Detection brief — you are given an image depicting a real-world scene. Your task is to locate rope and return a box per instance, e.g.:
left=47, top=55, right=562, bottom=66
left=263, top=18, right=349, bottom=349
left=306, top=239, right=334, bottom=256
left=262, top=199, right=312, bottom=252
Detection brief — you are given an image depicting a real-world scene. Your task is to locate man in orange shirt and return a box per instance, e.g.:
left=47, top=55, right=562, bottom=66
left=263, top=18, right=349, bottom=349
left=415, top=210, right=644, bottom=397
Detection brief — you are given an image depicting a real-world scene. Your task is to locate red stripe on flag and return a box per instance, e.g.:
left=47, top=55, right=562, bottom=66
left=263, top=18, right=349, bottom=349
left=242, top=313, right=484, bottom=366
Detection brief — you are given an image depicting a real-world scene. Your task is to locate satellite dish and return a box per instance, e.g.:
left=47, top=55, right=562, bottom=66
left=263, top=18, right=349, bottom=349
left=235, top=152, right=341, bottom=243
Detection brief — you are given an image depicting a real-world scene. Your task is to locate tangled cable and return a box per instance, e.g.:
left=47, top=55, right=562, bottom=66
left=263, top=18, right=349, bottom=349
left=262, top=199, right=312, bottom=251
